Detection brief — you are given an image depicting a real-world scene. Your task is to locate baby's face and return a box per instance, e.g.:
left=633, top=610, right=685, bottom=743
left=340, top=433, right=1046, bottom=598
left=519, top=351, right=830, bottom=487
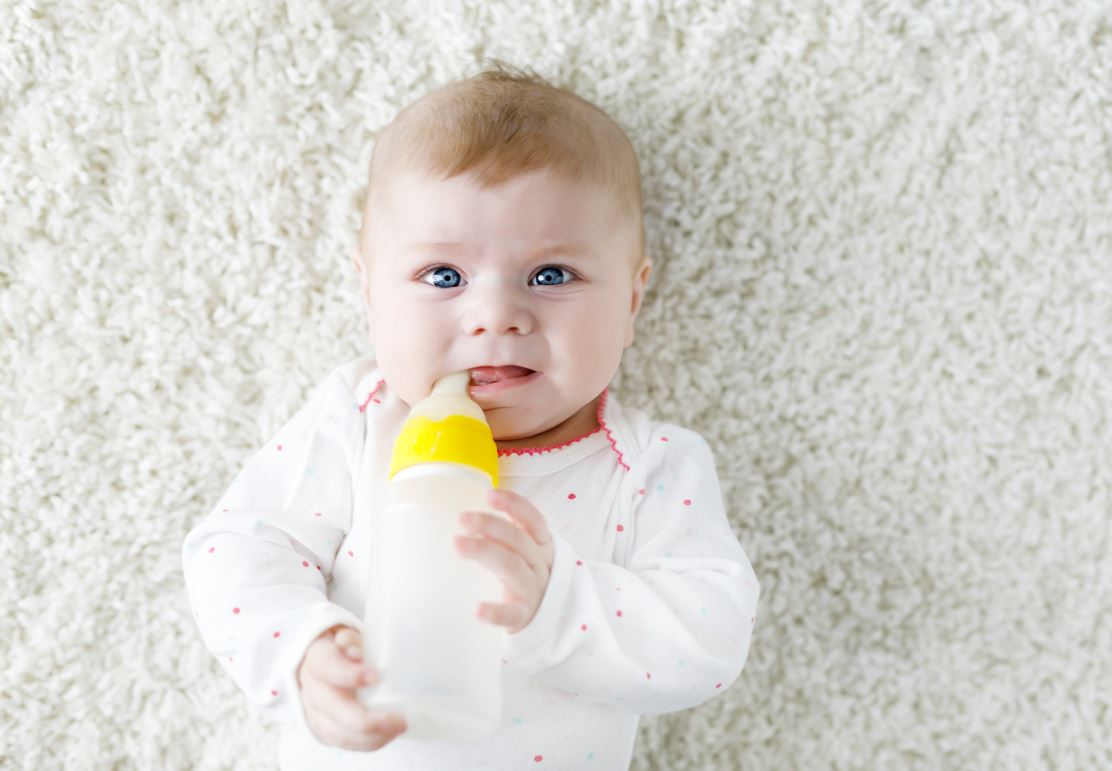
left=353, top=167, right=651, bottom=446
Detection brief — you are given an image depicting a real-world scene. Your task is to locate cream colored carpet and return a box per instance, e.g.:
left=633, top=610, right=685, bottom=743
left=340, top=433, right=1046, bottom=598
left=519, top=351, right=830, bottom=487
left=2, top=1, right=1110, bottom=768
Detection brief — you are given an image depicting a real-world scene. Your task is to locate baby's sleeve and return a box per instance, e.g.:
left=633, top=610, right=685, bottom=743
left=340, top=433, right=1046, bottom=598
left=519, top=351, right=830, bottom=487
left=181, top=368, right=366, bottom=737
left=503, top=426, right=760, bottom=715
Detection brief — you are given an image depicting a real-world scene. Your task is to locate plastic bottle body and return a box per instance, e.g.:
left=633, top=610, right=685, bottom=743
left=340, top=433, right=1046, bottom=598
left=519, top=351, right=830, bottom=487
left=359, top=462, right=504, bottom=740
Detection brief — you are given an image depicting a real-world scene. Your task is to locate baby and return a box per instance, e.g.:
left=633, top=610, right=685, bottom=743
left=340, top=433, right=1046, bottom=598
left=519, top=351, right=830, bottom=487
left=182, top=63, right=760, bottom=770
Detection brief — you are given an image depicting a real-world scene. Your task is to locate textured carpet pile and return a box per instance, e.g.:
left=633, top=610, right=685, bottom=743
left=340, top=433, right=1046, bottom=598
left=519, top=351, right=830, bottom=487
left=2, top=1, right=1110, bottom=768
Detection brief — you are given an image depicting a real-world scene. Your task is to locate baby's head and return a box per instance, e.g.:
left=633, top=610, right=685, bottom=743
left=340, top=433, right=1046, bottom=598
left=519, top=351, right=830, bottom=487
left=352, top=63, right=652, bottom=449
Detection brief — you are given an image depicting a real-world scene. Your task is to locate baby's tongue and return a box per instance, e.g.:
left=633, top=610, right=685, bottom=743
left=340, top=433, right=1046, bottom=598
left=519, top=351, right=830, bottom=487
left=470, top=365, right=534, bottom=384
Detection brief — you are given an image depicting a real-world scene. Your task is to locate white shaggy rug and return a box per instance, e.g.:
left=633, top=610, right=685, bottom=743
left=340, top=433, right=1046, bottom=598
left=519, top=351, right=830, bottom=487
left=2, top=1, right=1110, bottom=768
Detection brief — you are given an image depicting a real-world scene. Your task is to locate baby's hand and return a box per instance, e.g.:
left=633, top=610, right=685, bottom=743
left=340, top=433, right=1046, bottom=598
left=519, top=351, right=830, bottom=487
left=296, top=625, right=406, bottom=751
left=455, top=488, right=556, bottom=634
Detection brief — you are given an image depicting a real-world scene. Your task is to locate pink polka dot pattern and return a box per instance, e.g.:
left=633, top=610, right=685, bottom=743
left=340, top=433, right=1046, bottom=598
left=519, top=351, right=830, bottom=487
left=616, top=524, right=624, bottom=532
left=568, top=492, right=576, bottom=500
left=683, top=499, right=692, bottom=506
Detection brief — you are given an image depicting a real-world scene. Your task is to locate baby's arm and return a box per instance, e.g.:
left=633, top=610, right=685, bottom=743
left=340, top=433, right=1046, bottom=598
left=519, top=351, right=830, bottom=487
left=503, top=427, right=760, bottom=715
left=181, top=369, right=366, bottom=736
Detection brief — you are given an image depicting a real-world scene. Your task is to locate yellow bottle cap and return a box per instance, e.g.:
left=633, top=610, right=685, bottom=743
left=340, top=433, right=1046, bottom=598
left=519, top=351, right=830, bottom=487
left=388, top=371, right=499, bottom=487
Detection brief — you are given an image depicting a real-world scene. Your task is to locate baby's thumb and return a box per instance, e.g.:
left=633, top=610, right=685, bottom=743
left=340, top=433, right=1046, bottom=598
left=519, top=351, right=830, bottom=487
left=333, top=626, right=363, bottom=660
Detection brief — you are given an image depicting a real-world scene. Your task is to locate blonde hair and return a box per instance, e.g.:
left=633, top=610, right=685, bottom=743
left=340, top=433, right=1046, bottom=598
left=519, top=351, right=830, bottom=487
left=359, top=61, right=645, bottom=270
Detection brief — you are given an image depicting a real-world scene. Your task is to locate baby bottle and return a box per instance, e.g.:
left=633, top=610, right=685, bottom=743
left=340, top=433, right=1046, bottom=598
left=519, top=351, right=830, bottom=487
left=358, top=370, right=505, bottom=740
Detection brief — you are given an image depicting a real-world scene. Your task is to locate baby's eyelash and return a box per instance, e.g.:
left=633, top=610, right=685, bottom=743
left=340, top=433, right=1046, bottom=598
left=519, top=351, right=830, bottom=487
left=536, top=265, right=580, bottom=282
left=413, top=263, right=446, bottom=280
left=414, top=264, right=580, bottom=283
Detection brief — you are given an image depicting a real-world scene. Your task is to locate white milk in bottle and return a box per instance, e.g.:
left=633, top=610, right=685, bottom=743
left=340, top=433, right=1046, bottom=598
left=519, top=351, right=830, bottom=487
left=358, top=371, right=504, bottom=740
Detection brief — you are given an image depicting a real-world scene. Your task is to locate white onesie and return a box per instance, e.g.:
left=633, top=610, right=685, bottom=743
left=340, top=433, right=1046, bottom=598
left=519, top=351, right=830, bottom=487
left=182, top=356, right=760, bottom=770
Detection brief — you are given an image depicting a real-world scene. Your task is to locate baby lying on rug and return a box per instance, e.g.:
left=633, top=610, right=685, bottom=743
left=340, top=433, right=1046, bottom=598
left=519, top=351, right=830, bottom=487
left=182, top=62, right=759, bottom=770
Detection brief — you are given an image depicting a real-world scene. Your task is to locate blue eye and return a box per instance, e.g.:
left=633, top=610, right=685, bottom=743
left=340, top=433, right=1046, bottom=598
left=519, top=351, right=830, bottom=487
left=418, top=265, right=578, bottom=289
left=420, top=266, right=462, bottom=288
left=531, top=266, right=576, bottom=286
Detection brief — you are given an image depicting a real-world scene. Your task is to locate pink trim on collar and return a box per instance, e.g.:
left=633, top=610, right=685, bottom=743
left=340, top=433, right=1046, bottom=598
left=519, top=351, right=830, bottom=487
left=497, top=387, right=630, bottom=471
left=365, top=376, right=629, bottom=470
left=358, top=379, right=386, bottom=412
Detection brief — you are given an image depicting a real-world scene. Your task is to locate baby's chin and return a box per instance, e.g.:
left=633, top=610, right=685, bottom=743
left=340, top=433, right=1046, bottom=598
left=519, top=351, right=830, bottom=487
left=484, top=411, right=534, bottom=439
left=484, top=411, right=551, bottom=444
left=487, top=403, right=600, bottom=451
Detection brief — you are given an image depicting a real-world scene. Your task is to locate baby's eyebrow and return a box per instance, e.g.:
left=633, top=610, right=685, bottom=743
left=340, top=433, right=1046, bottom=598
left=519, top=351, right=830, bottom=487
left=406, top=241, right=592, bottom=260
left=409, top=240, right=466, bottom=252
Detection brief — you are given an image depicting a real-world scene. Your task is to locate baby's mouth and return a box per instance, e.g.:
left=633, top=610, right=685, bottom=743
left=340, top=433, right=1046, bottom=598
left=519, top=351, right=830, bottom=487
left=469, top=365, right=536, bottom=385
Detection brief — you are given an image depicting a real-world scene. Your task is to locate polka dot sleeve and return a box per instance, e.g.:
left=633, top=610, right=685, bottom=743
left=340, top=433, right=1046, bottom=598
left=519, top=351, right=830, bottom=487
left=181, top=369, right=366, bottom=737
left=502, top=426, right=760, bottom=715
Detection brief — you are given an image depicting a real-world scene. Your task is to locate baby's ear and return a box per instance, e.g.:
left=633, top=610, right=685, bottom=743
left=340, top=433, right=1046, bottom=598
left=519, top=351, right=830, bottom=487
left=631, top=256, right=652, bottom=311
left=352, top=243, right=370, bottom=291
left=624, top=256, right=653, bottom=348
left=351, top=241, right=364, bottom=278
left=351, top=243, right=375, bottom=344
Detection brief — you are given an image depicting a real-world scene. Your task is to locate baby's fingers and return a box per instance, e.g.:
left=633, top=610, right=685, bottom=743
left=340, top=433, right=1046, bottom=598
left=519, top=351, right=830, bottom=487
left=310, top=636, right=376, bottom=690
left=333, top=627, right=365, bottom=662
left=309, top=683, right=407, bottom=751
left=324, top=683, right=394, bottom=735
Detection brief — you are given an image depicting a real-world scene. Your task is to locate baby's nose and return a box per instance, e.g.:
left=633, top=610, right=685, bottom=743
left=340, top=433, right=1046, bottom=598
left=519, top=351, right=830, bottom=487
left=462, top=287, right=534, bottom=336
